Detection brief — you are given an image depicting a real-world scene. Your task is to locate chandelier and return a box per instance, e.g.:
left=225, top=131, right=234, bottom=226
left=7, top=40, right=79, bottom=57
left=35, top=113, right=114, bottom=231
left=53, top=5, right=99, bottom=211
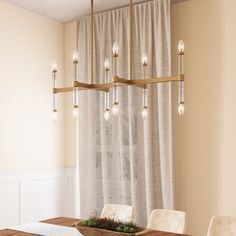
left=51, top=0, right=185, bottom=121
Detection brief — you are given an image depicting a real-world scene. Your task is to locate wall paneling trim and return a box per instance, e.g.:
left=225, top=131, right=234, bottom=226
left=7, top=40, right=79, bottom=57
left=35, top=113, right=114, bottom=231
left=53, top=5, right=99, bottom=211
left=0, top=168, right=76, bottom=229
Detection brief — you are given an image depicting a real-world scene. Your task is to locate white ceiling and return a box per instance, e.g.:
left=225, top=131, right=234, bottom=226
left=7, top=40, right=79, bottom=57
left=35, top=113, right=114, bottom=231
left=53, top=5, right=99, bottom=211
left=2, top=0, right=149, bottom=23
left=2, top=0, right=184, bottom=23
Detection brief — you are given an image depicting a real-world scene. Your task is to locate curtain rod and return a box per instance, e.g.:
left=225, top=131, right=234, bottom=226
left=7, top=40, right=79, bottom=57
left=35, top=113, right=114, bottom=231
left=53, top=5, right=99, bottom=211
left=81, top=0, right=188, bottom=18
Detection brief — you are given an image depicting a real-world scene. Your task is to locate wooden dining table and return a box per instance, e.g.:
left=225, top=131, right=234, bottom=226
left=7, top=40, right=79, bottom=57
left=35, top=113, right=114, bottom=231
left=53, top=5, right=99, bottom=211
left=0, top=217, right=190, bottom=236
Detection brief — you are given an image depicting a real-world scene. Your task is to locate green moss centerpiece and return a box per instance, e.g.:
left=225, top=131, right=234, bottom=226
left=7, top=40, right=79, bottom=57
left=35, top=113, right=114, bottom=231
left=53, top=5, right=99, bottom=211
left=75, top=217, right=145, bottom=236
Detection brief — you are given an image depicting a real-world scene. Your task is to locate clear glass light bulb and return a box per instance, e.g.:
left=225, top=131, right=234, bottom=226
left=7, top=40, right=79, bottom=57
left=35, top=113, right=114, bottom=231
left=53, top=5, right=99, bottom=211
left=142, top=52, right=148, bottom=66
left=178, top=102, right=185, bottom=116
left=73, top=50, right=79, bottom=63
left=73, top=107, right=79, bottom=118
left=112, top=42, right=119, bottom=56
left=104, top=58, right=110, bottom=71
left=112, top=103, right=119, bottom=116
left=178, top=40, right=185, bottom=54
left=104, top=109, right=110, bottom=121
left=142, top=107, right=148, bottom=119
left=52, top=110, right=57, bottom=121
left=52, top=63, right=58, bottom=72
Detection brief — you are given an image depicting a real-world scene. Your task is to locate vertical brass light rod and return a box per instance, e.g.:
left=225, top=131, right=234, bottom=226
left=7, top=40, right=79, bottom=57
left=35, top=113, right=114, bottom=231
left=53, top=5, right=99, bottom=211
left=129, top=0, right=133, bottom=80
left=73, top=61, right=79, bottom=109
left=91, top=0, right=94, bottom=84
left=52, top=70, right=57, bottom=112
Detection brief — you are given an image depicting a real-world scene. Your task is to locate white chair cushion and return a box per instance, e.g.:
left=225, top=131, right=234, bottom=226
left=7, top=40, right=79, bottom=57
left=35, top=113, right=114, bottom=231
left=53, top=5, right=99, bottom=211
left=101, top=204, right=136, bottom=223
left=207, top=216, right=236, bottom=236
left=147, top=209, right=186, bottom=234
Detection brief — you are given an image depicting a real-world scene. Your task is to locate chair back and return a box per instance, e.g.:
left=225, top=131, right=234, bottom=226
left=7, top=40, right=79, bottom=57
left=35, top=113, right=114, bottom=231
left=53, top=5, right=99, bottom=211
left=101, top=204, right=136, bottom=223
left=207, top=216, right=236, bottom=236
left=147, top=209, right=186, bottom=234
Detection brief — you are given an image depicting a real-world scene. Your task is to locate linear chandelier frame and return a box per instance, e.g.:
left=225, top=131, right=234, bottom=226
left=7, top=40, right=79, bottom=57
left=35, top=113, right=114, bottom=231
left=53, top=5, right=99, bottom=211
left=51, top=0, right=185, bottom=119
left=53, top=75, right=184, bottom=94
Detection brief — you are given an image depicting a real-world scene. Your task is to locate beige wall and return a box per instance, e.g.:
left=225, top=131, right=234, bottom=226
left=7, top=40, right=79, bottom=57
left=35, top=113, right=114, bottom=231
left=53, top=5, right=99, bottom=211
left=217, top=0, right=236, bottom=217
left=172, top=0, right=236, bottom=235
left=0, top=1, right=65, bottom=171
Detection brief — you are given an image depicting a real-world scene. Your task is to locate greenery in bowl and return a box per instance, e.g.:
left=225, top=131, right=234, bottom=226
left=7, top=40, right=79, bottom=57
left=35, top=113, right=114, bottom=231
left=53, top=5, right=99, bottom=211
left=79, top=217, right=141, bottom=234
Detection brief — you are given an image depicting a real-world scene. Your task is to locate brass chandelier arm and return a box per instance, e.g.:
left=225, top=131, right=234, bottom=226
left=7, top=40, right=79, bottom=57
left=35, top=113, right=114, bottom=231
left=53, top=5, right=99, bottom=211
left=132, top=75, right=184, bottom=85
left=53, top=87, right=73, bottom=94
left=73, top=81, right=93, bottom=89
left=53, top=81, right=93, bottom=94
left=53, top=75, right=185, bottom=94
left=113, top=76, right=131, bottom=85
left=114, top=75, right=184, bottom=87
left=92, top=83, right=113, bottom=92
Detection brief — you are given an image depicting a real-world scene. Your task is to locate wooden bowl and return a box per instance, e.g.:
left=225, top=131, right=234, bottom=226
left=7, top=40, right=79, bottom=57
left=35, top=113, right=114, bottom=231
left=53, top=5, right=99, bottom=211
left=76, top=223, right=148, bottom=236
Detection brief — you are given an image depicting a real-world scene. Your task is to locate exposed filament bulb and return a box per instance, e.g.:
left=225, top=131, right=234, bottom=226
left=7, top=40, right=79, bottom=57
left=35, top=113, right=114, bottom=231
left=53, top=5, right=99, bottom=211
left=72, top=50, right=79, bottom=63
left=178, top=102, right=185, bottom=116
left=112, top=42, right=119, bottom=57
left=142, top=107, right=148, bottom=119
left=73, top=106, right=79, bottom=118
left=104, top=58, right=110, bottom=71
left=142, top=52, right=148, bottom=66
left=52, top=63, right=58, bottom=73
left=104, top=109, right=110, bottom=121
left=52, top=109, right=57, bottom=121
left=112, top=103, right=119, bottom=116
left=178, top=40, right=185, bottom=55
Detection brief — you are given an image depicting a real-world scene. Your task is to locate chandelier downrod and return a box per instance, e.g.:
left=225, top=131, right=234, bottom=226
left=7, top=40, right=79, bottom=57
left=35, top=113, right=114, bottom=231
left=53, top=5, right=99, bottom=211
left=130, top=0, right=133, bottom=81
left=91, top=0, right=94, bottom=84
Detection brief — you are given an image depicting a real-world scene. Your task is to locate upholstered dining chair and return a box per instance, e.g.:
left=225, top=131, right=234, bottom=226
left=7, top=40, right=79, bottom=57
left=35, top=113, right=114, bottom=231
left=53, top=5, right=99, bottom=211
left=207, top=216, right=236, bottom=236
left=147, top=209, right=187, bottom=234
left=101, top=204, right=136, bottom=223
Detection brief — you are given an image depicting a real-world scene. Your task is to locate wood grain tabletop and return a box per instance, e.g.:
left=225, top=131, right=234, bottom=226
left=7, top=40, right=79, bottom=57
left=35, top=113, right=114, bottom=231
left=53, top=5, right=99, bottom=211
left=0, top=217, right=190, bottom=236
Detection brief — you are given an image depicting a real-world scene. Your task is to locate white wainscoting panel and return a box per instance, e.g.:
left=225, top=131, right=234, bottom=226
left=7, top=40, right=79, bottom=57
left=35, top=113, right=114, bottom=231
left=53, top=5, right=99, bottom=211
left=0, top=182, right=20, bottom=228
left=0, top=168, right=77, bottom=229
left=20, top=178, right=64, bottom=223
left=64, top=168, right=77, bottom=218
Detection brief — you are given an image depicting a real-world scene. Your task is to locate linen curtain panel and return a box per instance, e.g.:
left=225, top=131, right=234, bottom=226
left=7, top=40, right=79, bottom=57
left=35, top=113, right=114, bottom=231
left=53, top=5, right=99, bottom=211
left=76, top=0, right=173, bottom=226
